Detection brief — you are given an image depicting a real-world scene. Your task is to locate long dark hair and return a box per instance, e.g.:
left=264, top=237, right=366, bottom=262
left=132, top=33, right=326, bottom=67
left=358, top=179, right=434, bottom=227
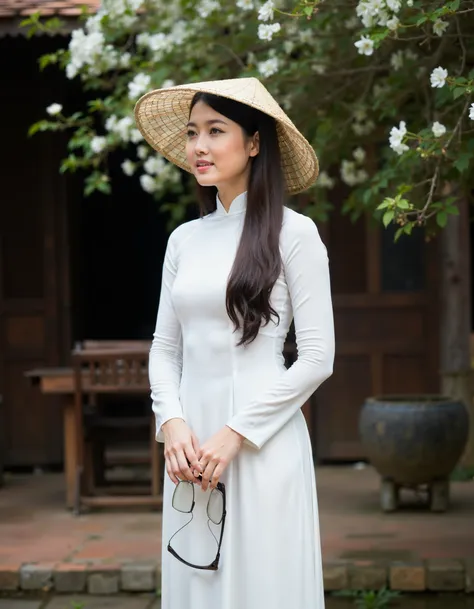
left=189, top=92, right=286, bottom=346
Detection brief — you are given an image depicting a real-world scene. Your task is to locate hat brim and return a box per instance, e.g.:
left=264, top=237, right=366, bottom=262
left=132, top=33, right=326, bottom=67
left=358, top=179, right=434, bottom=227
left=134, top=80, right=319, bottom=195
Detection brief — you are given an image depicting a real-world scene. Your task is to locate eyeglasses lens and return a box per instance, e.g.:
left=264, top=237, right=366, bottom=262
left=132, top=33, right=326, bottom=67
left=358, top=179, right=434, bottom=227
left=172, top=481, right=194, bottom=513
left=207, top=488, right=224, bottom=525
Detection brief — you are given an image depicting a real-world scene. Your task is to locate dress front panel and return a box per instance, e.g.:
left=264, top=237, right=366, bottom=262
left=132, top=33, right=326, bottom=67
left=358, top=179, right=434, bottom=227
left=149, top=191, right=334, bottom=609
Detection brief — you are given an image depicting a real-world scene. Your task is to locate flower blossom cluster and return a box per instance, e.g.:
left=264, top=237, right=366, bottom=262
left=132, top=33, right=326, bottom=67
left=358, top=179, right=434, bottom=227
left=389, top=121, right=409, bottom=155
left=105, top=115, right=143, bottom=144
left=340, top=148, right=369, bottom=186
left=256, top=0, right=280, bottom=41
left=258, top=56, right=279, bottom=78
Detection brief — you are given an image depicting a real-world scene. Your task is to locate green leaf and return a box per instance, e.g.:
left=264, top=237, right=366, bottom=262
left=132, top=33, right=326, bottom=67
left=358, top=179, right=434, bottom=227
left=396, top=199, right=410, bottom=209
left=436, top=211, right=448, bottom=227
left=383, top=210, right=394, bottom=227
left=303, top=6, right=313, bottom=16
left=394, top=227, right=404, bottom=242
left=376, top=199, right=391, bottom=210
left=446, top=205, right=460, bottom=215
left=454, top=153, right=472, bottom=173
left=416, top=15, right=428, bottom=25
left=453, top=87, right=466, bottom=99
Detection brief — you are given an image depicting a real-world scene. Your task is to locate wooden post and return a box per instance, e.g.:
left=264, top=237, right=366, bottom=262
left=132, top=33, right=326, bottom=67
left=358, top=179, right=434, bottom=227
left=440, top=193, right=474, bottom=467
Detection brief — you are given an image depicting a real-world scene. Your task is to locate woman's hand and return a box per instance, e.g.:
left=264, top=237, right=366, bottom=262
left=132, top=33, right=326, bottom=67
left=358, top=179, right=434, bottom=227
left=198, top=426, right=244, bottom=491
left=161, top=418, right=202, bottom=485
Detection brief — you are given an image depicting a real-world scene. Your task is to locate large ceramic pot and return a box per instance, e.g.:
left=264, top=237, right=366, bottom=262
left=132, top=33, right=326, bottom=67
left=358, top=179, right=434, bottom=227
left=359, top=395, right=469, bottom=511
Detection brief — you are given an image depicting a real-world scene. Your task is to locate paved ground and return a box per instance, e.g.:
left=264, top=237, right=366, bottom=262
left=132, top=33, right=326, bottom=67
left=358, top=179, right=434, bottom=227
left=1, top=595, right=474, bottom=608
left=0, top=596, right=160, bottom=609
left=0, top=465, right=473, bottom=567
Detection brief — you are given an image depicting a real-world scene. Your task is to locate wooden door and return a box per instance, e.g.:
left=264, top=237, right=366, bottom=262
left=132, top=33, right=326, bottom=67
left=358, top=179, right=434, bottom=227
left=313, top=206, right=439, bottom=461
left=0, top=35, right=71, bottom=467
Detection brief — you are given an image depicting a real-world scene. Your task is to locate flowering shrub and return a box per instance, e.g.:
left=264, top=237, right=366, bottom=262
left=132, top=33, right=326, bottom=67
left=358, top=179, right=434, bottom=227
left=26, top=0, right=474, bottom=236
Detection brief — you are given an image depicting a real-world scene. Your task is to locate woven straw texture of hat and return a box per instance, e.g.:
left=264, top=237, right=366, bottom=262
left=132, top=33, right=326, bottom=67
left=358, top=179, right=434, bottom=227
left=134, top=77, right=319, bottom=194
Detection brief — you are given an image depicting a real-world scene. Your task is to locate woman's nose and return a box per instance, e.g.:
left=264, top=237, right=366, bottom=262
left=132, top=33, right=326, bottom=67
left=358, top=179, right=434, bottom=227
left=194, top=134, right=209, bottom=154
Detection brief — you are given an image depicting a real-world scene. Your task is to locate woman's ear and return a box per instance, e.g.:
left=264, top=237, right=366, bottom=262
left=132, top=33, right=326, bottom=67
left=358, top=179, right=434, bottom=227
left=249, top=132, right=260, bottom=157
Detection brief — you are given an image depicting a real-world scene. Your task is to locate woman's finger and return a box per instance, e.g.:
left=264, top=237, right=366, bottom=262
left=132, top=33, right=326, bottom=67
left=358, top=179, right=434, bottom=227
left=165, top=455, right=179, bottom=485
left=175, top=449, right=196, bottom=482
left=184, top=441, right=202, bottom=476
left=200, top=459, right=217, bottom=492
left=209, top=461, right=226, bottom=489
left=168, top=453, right=184, bottom=483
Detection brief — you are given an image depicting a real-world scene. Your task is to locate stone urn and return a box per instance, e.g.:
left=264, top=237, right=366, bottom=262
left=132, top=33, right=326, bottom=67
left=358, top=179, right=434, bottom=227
left=359, top=395, right=469, bottom=512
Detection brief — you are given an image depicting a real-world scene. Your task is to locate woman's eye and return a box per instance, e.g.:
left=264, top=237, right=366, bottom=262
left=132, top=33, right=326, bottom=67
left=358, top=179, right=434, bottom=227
left=210, top=127, right=222, bottom=135
left=186, top=129, right=197, bottom=138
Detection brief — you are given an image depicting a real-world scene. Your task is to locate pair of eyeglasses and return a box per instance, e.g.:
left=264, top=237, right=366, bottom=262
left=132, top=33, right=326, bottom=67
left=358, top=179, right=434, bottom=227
left=167, top=479, right=226, bottom=571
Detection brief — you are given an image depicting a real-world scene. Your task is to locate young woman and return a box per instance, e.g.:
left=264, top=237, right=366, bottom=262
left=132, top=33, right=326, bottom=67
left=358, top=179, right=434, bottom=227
left=135, top=77, right=335, bottom=609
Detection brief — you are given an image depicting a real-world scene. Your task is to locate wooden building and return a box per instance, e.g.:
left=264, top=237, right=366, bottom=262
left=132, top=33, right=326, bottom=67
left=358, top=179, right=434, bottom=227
left=0, top=1, right=441, bottom=470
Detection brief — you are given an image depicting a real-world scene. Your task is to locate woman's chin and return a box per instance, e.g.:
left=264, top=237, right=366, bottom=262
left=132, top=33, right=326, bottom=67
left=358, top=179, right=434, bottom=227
left=194, top=174, right=217, bottom=187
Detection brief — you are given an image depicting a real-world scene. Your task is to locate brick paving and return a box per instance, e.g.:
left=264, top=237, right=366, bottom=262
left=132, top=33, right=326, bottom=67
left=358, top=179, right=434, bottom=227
left=0, top=466, right=473, bottom=594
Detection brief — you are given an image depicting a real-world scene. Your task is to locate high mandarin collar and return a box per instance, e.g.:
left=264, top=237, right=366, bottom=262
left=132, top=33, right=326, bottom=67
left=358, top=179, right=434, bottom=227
left=215, top=191, right=247, bottom=217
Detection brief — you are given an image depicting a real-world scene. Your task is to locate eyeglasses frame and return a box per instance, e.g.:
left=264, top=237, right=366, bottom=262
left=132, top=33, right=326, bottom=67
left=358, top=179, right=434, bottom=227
left=167, top=480, right=227, bottom=571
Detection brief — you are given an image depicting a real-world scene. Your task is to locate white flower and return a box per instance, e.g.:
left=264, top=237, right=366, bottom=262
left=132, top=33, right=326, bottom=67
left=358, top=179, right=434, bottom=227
left=353, top=107, right=367, bottom=122
left=386, top=15, right=399, bottom=30
left=377, top=10, right=390, bottom=26
left=197, top=0, right=219, bottom=18
left=354, top=35, right=374, bottom=56
left=46, top=103, right=62, bottom=116
left=432, top=121, right=446, bottom=137
left=236, top=0, right=254, bottom=8
left=119, top=52, right=131, bottom=69
left=353, top=147, right=366, bottom=163
left=110, top=116, right=134, bottom=141
left=128, top=73, right=151, bottom=100
left=137, top=145, right=149, bottom=160
left=433, top=19, right=449, bottom=37
left=407, top=0, right=413, bottom=5
left=298, top=29, right=313, bottom=44
left=130, top=129, right=143, bottom=144
left=66, top=63, right=78, bottom=79
left=169, top=21, right=189, bottom=46
left=121, top=160, right=136, bottom=176
left=67, top=29, right=105, bottom=78
left=469, top=103, right=474, bottom=120
left=386, top=0, right=401, bottom=11
left=140, top=174, right=157, bottom=193
left=317, top=171, right=335, bottom=189
left=430, top=66, right=448, bottom=89
left=312, top=63, right=326, bottom=75
left=356, top=0, right=384, bottom=26
left=144, top=156, right=166, bottom=175
left=352, top=120, right=375, bottom=136
left=345, top=15, right=359, bottom=28
left=258, top=0, right=274, bottom=22
left=283, top=40, right=295, bottom=54
left=161, top=79, right=175, bottom=89
left=340, top=160, right=368, bottom=186
left=90, top=136, right=107, bottom=154
left=257, top=57, right=279, bottom=78
left=257, top=22, right=281, bottom=41
left=390, top=50, right=404, bottom=71
left=389, top=121, right=409, bottom=155
left=405, top=48, right=418, bottom=61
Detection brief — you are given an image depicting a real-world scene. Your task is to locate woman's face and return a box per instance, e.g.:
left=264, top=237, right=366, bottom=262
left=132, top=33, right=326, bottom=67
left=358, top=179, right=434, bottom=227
left=185, top=101, right=259, bottom=193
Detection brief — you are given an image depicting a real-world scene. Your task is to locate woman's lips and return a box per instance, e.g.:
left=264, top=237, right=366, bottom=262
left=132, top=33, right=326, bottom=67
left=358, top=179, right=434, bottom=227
left=196, top=162, right=214, bottom=173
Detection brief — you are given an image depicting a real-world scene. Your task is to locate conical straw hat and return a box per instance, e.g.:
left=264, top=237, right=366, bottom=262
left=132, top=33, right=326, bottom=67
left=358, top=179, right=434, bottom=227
left=134, top=77, right=319, bottom=194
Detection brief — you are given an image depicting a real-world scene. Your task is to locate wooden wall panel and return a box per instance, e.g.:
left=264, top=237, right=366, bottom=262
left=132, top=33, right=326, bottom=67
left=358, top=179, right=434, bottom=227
left=315, top=355, right=372, bottom=460
left=382, top=355, right=426, bottom=395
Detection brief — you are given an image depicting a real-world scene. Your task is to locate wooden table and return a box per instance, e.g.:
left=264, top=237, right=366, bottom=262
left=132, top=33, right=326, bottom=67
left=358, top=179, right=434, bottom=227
left=25, top=366, right=154, bottom=509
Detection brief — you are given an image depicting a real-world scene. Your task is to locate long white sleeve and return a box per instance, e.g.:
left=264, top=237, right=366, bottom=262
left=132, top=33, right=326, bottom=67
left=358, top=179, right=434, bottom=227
left=226, top=215, right=335, bottom=449
left=149, top=230, right=184, bottom=442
